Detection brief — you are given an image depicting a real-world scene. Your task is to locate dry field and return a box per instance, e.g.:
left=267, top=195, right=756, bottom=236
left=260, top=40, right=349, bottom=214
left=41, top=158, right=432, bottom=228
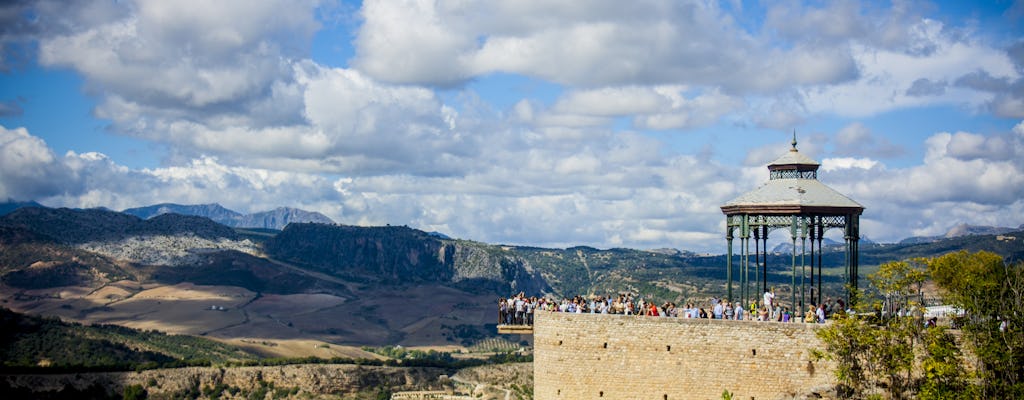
left=0, top=277, right=500, bottom=357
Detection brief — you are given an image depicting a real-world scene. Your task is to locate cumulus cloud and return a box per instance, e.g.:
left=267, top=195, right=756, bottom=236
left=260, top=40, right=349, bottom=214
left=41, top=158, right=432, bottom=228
left=905, top=78, right=947, bottom=96
left=833, top=122, right=904, bottom=158
left=1, top=121, right=744, bottom=252
left=0, top=126, right=78, bottom=200
left=827, top=126, right=1024, bottom=241
left=538, top=86, right=743, bottom=130
left=353, top=0, right=860, bottom=91
left=800, top=24, right=1019, bottom=118
left=32, top=0, right=320, bottom=156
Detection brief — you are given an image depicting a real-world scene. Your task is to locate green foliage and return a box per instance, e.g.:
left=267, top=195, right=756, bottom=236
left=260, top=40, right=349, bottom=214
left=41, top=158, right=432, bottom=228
left=868, top=260, right=927, bottom=315
left=510, top=383, right=533, bottom=400
left=0, top=307, right=256, bottom=372
left=817, top=308, right=936, bottom=399
left=123, top=384, right=147, bottom=400
left=816, top=251, right=1024, bottom=399
left=918, top=327, right=974, bottom=399
left=815, top=259, right=970, bottom=399
left=927, top=251, right=1024, bottom=398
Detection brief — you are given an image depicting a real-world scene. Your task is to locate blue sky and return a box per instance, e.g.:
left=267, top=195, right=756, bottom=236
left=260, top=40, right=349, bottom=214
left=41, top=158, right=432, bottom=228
left=1, top=0, right=1023, bottom=253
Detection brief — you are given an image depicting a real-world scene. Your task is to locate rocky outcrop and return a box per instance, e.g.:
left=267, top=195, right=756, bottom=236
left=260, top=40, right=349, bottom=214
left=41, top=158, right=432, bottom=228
left=78, top=235, right=259, bottom=266
left=444, top=243, right=549, bottom=295
left=1, top=364, right=450, bottom=398
left=266, top=223, right=550, bottom=295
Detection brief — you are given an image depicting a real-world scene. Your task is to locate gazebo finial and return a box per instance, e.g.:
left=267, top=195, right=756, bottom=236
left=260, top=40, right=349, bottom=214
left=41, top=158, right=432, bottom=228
left=791, top=130, right=798, bottom=152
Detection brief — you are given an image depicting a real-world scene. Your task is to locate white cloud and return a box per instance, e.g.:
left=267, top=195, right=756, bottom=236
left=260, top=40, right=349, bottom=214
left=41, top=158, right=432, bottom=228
left=826, top=127, right=1024, bottom=242
left=540, top=86, right=742, bottom=130
left=800, top=30, right=1019, bottom=118
left=833, top=122, right=903, bottom=158
left=352, top=0, right=860, bottom=91
left=0, top=126, right=73, bottom=200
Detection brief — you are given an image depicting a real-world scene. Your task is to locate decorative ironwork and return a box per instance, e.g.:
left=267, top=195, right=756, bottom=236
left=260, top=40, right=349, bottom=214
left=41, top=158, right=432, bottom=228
left=770, top=170, right=817, bottom=180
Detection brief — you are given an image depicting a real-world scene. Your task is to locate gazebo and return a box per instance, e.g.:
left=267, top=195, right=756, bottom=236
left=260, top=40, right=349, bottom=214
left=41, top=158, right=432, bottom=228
left=720, top=134, right=864, bottom=312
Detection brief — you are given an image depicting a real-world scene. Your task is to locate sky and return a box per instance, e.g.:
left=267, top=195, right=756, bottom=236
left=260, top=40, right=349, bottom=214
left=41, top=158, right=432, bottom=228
left=1, top=0, right=1023, bottom=253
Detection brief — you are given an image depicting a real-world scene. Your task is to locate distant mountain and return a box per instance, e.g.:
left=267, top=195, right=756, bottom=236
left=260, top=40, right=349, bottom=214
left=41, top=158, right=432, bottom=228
left=234, top=207, right=334, bottom=230
left=123, top=203, right=334, bottom=230
left=0, top=207, right=238, bottom=244
left=900, top=223, right=1021, bottom=244
left=944, top=223, right=1018, bottom=238
left=123, top=203, right=242, bottom=226
left=770, top=238, right=848, bottom=254
left=0, top=199, right=43, bottom=216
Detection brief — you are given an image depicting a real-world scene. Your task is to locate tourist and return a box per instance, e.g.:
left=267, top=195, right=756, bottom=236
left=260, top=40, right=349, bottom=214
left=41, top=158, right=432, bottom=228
left=816, top=303, right=826, bottom=323
left=758, top=306, right=769, bottom=321
left=514, top=295, right=526, bottom=324
left=763, top=288, right=776, bottom=320
left=781, top=307, right=791, bottom=323
left=713, top=301, right=723, bottom=319
left=526, top=297, right=536, bottom=325
left=499, top=298, right=509, bottom=325
left=734, top=302, right=745, bottom=321
left=804, top=305, right=816, bottom=323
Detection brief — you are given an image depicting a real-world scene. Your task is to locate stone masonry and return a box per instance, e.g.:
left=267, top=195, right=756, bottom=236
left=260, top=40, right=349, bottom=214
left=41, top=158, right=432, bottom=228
left=533, top=312, right=835, bottom=400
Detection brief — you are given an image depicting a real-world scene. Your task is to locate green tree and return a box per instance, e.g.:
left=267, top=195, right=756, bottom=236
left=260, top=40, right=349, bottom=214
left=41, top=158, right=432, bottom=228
left=869, top=260, right=927, bottom=319
left=927, top=251, right=1024, bottom=398
left=918, top=327, right=974, bottom=399
left=814, top=260, right=965, bottom=399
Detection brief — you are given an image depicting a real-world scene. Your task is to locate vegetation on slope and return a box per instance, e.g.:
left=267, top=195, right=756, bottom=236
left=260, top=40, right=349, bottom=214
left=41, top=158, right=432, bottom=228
left=0, top=307, right=257, bottom=372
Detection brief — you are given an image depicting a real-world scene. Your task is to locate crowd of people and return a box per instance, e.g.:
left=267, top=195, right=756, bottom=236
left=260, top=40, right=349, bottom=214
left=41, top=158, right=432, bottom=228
left=498, top=288, right=850, bottom=326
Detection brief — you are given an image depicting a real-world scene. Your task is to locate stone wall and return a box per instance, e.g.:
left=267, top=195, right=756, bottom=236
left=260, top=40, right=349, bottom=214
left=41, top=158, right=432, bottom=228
left=533, top=312, right=835, bottom=400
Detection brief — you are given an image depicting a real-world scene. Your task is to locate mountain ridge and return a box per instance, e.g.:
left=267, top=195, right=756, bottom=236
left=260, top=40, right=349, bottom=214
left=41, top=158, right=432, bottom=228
left=121, top=202, right=334, bottom=230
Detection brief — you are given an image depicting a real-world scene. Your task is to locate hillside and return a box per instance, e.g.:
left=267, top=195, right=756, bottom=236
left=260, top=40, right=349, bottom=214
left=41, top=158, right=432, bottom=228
left=0, top=307, right=257, bottom=370
left=0, top=203, right=1021, bottom=353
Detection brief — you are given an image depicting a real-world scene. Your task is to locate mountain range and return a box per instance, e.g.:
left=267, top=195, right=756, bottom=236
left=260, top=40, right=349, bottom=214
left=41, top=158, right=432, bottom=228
left=121, top=203, right=334, bottom=230
left=899, top=223, right=1024, bottom=244
left=0, top=200, right=1021, bottom=351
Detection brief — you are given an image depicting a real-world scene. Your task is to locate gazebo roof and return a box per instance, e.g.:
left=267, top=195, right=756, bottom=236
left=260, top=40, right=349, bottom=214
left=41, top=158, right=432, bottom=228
left=768, top=149, right=820, bottom=169
left=721, top=136, right=864, bottom=216
left=720, top=178, right=864, bottom=215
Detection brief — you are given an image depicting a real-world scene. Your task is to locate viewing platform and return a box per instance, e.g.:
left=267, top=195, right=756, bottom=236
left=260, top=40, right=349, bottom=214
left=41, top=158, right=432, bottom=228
left=496, top=324, right=533, bottom=335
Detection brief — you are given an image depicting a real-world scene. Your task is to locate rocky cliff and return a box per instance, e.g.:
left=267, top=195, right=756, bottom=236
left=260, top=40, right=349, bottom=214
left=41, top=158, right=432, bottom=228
left=265, top=223, right=549, bottom=294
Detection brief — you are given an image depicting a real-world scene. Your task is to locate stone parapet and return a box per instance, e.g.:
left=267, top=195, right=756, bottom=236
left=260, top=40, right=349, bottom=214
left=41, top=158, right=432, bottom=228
left=533, top=312, right=835, bottom=400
